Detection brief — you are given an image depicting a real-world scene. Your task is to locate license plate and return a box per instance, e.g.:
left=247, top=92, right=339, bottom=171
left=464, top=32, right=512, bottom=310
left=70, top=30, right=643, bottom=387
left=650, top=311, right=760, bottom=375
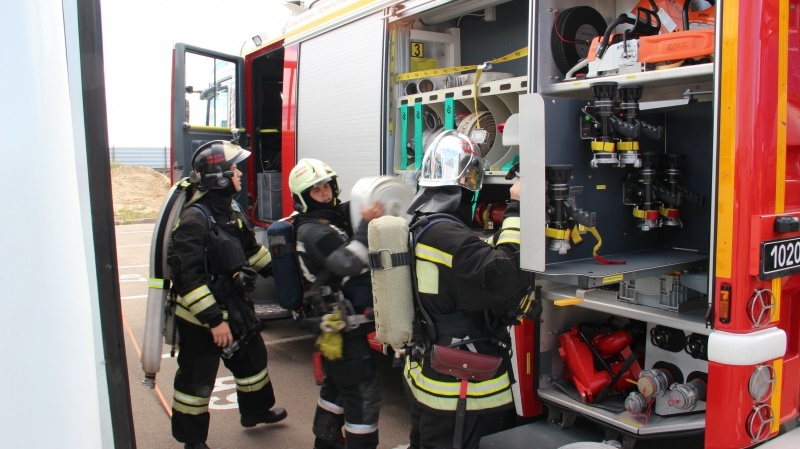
left=760, top=236, right=800, bottom=280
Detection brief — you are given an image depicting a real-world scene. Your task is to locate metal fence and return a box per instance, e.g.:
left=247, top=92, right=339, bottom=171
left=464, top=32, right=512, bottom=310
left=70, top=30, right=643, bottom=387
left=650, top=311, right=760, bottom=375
left=109, top=146, right=169, bottom=170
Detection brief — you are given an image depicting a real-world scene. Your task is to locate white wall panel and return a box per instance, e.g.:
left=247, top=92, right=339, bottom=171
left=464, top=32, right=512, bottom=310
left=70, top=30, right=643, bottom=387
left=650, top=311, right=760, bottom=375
left=297, top=12, right=386, bottom=201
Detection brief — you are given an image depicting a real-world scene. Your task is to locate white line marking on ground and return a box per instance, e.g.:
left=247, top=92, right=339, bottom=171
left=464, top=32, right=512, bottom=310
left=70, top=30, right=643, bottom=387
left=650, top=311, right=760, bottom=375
left=122, top=295, right=147, bottom=300
left=160, top=335, right=313, bottom=359
left=264, top=335, right=314, bottom=345
left=119, top=244, right=151, bottom=248
left=119, top=264, right=150, bottom=269
left=115, top=230, right=154, bottom=234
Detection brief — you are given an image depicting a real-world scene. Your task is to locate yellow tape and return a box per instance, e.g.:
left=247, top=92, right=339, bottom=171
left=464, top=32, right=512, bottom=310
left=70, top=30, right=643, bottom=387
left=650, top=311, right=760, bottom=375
left=473, top=68, right=483, bottom=128
left=396, top=47, right=528, bottom=82
left=715, top=0, right=739, bottom=279
left=571, top=229, right=583, bottom=244
left=586, top=227, right=604, bottom=259
left=389, top=24, right=396, bottom=136
left=772, top=358, right=783, bottom=434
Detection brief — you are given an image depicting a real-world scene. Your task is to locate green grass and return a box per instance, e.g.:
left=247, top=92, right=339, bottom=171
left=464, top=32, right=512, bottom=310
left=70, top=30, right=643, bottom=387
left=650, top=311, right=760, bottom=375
left=115, top=206, right=154, bottom=223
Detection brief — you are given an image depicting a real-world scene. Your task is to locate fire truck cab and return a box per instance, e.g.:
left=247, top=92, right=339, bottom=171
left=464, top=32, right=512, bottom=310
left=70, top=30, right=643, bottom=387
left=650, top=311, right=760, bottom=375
left=165, top=1, right=800, bottom=447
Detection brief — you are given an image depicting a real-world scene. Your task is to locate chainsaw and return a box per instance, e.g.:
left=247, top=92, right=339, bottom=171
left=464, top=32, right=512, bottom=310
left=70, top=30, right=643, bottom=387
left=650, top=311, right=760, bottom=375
left=566, top=0, right=715, bottom=80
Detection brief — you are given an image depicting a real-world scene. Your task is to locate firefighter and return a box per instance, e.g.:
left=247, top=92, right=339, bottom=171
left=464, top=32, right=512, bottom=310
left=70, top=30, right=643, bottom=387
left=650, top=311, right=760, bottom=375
left=403, top=130, right=527, bottom=449
left=288, top=158, right=384, bottom=449
left=168, top=140, right=287, bottom=449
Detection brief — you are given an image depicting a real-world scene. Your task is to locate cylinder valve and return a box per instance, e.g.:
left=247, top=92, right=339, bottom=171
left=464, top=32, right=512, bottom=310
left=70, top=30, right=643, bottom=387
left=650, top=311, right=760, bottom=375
left=637, top=368, right=672, bottom=398
left=625, top=391, right=649, bottom=414
left=668, top=378, right=707, bottom=411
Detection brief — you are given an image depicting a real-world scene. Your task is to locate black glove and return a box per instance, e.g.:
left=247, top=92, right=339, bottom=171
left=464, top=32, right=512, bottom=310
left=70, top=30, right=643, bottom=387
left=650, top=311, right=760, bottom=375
left=234, top=267, right=257, bottom=293
left=226, top=297, right=259, bottom=338
left=228, top=306, right=247, bottom=338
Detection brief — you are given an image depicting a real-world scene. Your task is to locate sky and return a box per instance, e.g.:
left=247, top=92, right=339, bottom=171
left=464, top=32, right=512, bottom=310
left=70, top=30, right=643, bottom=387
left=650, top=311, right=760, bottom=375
left=101, top=0, right=293, bottom=147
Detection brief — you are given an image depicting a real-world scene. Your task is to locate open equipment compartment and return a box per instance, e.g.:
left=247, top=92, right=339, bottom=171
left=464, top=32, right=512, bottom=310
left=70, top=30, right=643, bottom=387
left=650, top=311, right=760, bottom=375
left=518, top=0, right=718, bottom=445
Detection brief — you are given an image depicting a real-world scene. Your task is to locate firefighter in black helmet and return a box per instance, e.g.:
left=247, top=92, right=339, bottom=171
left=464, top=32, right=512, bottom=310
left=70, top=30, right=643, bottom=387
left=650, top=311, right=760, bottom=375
left=168, top=140, right=286, bottom=449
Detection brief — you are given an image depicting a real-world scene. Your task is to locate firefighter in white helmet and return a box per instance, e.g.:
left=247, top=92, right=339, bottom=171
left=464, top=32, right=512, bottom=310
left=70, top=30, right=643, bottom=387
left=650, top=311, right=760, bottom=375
left=403, top=130, right=527, bottom=449
left=169, top=141, right=287, bottom=449
left=288, top=158, right=384, bottom=449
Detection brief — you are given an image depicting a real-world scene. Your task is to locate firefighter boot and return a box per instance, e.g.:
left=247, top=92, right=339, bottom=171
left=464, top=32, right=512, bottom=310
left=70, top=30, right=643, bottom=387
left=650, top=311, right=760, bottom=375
left=240, top=407, right=288, bottom=427
left=184, top=443, right=211, bottom=449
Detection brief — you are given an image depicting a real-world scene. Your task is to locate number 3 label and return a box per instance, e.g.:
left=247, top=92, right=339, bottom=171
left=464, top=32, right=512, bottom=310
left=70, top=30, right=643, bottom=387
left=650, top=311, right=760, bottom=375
left=411, top=42, right=424, bottom=58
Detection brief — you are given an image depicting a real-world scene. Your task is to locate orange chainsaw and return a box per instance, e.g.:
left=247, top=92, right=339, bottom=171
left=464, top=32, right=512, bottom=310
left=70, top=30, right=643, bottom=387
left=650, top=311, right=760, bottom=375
left=566, top=0, right=715, bottom=79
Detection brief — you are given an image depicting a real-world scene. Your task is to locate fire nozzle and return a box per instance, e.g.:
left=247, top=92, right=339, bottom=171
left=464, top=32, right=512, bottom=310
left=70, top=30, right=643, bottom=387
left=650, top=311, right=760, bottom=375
left=623, top=153, right=704, bottom=231
left=587, top=82, right=621, bottom=168
left=583, top=83, right=663, bottom=169
left=545, top=165, right=596, bottom=254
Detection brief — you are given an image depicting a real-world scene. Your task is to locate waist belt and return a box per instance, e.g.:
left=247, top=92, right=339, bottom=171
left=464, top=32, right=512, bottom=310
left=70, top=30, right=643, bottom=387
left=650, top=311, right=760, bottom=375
left=431, top=312, right=482, bottom=340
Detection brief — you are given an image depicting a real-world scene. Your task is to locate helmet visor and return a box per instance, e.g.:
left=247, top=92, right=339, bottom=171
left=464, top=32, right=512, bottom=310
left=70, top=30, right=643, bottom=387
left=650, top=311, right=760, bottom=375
left=225, top=145, right=251, bottom=167
left=420, top=132, right=486, bottom=191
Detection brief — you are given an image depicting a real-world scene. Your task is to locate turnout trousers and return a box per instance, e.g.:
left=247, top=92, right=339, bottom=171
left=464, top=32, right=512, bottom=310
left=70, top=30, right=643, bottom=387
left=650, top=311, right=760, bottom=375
left=172, top=319, right=276, bottom=444
left=405, top=383, right=504, bottom=449
left=313, top=339, right=382, bottom=449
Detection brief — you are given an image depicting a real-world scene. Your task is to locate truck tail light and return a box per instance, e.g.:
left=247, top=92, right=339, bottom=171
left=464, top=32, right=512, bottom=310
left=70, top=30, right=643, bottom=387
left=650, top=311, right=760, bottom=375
left=719, top=284, right=732, bottom=323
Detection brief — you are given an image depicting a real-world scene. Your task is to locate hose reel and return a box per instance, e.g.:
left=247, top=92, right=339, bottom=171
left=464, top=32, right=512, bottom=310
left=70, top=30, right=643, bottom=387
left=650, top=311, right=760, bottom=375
left=457, top=110, right=496, bottom=158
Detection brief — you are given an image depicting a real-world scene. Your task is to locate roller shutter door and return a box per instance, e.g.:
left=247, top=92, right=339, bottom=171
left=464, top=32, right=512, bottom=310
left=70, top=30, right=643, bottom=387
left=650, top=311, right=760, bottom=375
left=296, top=13, right=386, bottom=201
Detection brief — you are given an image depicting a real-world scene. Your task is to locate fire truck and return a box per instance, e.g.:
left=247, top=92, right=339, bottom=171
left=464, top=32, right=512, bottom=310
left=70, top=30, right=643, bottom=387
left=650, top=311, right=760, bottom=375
left=163, top=0, right=800, bottom=447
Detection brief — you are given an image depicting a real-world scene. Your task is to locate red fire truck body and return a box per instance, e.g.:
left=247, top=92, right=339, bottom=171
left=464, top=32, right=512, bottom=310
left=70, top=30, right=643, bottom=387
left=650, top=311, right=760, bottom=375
left=164, top=1, right=800, bottom=447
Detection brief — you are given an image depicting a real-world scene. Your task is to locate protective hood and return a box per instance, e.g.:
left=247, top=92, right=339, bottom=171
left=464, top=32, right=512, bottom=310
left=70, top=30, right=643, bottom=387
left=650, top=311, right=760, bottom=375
left=404, top=185, right=473, bottom=225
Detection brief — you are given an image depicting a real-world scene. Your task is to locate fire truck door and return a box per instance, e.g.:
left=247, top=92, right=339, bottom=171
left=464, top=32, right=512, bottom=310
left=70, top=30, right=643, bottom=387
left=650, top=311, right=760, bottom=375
left=171, top=43, right=248, bottom=207
left=518, top=93, right=547, bottom=273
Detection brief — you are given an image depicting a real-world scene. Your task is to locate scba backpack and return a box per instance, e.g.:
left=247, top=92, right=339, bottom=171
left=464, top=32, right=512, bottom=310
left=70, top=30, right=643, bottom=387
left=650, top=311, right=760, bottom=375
left=368, top=213, right=462, bottom=353
left=266, top=219, right=305, bottom=311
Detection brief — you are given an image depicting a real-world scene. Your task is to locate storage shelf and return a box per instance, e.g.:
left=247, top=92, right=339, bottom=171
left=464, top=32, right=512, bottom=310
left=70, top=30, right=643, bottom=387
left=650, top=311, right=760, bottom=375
left=399, top=75, right=527, bottom=105
left=539, top=248, right=708, bottom=289
left=535, top=248, right=711, bottom=334
left=541, top=64, right=714, bottom=102
left=538, top=279, right=711, bottom=336
left=538, top=383, right=706, bottom=436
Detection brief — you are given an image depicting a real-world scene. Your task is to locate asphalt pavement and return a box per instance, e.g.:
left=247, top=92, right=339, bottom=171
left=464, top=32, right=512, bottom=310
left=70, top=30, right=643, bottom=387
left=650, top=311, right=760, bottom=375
left=117, top=223, right=412, bottom=449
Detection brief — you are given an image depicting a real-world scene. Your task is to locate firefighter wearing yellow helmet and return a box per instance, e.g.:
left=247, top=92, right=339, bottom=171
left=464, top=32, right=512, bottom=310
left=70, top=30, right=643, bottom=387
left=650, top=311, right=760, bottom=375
left=288, top=158, right=384, bottom=449
left=403, top=130, right=527, bottom=449
left=169, top=140, right=287, bottom=449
